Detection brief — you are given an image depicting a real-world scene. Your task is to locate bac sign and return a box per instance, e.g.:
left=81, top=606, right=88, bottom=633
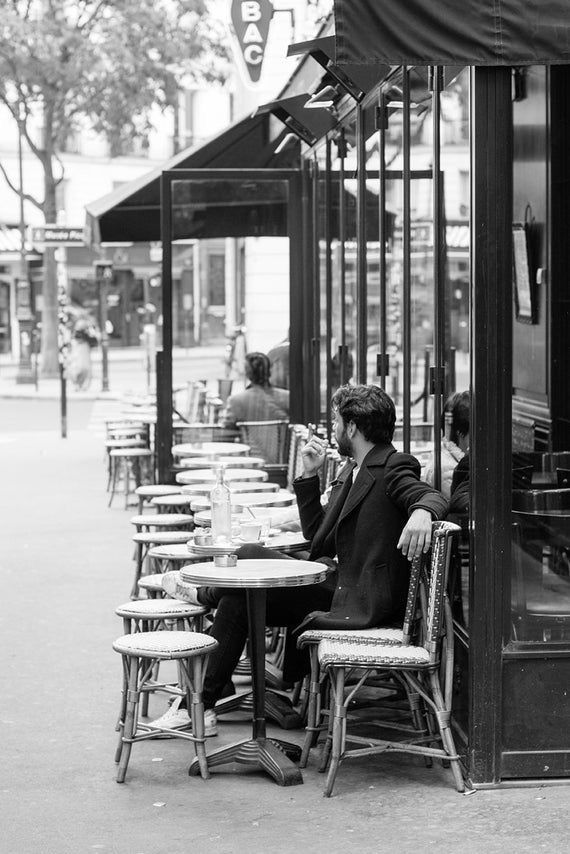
left=230, top=0, right=274, bottom=85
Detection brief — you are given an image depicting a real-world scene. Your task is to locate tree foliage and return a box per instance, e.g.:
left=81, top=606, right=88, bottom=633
left=0, top=0, right=229, bottom=374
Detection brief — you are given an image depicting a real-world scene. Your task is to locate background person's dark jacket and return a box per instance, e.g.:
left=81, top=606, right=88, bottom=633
left=293, top=444, right=448, bottom=632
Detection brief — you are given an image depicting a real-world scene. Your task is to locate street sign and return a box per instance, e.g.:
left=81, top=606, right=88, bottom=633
left=30, top=224, right=85, bottom=246
left=229, top=0, right=274, bottom=85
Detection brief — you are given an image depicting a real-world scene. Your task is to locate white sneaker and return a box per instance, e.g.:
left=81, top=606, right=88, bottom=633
left=147, top=697, right=191, bottom=731
left=204, top=708, right=218, bottom=737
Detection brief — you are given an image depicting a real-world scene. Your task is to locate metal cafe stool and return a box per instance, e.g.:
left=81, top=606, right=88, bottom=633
left=115, top=598, right=208, bottom=718
left=130, top=528, right=192, bottom=600
left=137, top=572, right=167, bottom=599
left=112, top=631, right=217, bottom=783
left=108, top=448, right=154, bottom=509
left=135, top=483, right=183, bottom=515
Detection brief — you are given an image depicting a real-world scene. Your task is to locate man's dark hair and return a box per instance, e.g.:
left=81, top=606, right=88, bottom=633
left=245, top=352, right=271, bottom=387
left=331, top=384, right=396, bottom=444
left=450, top=391, right=470, bottom=444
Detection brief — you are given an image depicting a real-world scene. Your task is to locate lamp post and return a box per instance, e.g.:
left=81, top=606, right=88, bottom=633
left=15, top=101, right=34, bottom=384
left=95, top=260, right=113, bottom=392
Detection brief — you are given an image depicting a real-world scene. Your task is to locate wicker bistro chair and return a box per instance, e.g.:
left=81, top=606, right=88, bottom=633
left=112, top=630, right=217, bottom=783
left=315, top=520, right=463, bottom=796
left=236, top=419, right=290, bottom=486
left=297, top=546, right=425, bottom=768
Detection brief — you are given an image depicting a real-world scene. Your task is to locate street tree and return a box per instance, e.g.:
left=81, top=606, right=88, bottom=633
left=0, top=0, right=228, bottom=376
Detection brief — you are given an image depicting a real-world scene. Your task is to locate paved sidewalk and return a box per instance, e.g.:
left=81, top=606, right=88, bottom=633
left=2, top=420, right=570, bottom=853
left=0, top=343, right=228, bottom=400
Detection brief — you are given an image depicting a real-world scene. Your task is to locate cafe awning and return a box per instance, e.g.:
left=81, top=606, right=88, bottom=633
left=333, top=0, right=570, bottom=66
left=85, top=112, right=299, bottom=245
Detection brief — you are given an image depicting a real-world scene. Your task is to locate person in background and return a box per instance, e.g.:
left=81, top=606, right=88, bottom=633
left=221, top=351, right=289, bottom=429
left=425, top=390, right=470, bottom=498
left=267, top=333, right=289, bottom=390
left=69, top=316, right=99, bottom=391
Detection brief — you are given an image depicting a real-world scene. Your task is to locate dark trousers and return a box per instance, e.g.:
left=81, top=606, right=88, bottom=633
left=196, top=544, right=336, bottom=709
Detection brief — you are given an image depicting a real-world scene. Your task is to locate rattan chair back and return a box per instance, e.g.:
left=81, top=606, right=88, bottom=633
left=236, top=419, right=289, bottom=465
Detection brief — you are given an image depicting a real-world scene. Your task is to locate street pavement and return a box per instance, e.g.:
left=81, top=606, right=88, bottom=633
left=2, top=352, right=570, bottom=854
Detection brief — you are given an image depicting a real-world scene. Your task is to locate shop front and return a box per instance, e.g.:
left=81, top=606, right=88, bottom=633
left=286, top=0, right=570, bottom=788
left=86, top=0, right=570, bottom=787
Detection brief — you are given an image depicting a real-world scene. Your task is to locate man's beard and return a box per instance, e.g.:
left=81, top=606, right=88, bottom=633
left=336, top=428, right=353, bottom=458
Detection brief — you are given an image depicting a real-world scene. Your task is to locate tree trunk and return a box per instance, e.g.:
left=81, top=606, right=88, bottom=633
left=39, top=125, right=59, bottom=378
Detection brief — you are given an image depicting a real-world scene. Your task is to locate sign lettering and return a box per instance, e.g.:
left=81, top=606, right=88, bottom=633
left=230, top=0, right=273, bottom=84
left=30, top=224, right=85, bottom=247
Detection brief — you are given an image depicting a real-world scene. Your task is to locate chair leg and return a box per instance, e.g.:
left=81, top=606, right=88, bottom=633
left=300, top=645, right=320, bottom=768
left=108, top=457, right=119, bottom=507
left=124, top=459, right=131, bottom=510
left=188, top=656, right=210, bottom=781
left=116, top=656, right=139, bottom=783
left=114, top=656, right=129, bottom=762
left=324, top=667, right=345, bottom=797
left=131, top=542, right=144, bottom=600
left=428, top=672, right=465, bottom=793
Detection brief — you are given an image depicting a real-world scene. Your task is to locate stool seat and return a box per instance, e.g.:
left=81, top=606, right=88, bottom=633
left=115, top=600, right=206, bottom=619
left=137, top=573, right=166, bottom=594
left=132, top=531, right=190, bottom=544
left=136, top=484, right=182, bottom=497
left=113, top=630, right=216, bottom=658
left=150, top=495, right=193, bottom=508
left=105, top=439, right=146, bottom=449
left=110, top=448, right=153, bottom=458
left=130, top=513, right=193, bottom=527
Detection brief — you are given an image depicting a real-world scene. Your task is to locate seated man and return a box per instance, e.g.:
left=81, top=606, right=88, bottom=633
left=157, top=384, right=448, bottom=736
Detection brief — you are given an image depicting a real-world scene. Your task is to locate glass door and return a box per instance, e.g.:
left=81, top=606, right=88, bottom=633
left=157, top=169, right=303, bottom=480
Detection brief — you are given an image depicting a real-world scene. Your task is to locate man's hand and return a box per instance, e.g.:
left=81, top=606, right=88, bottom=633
left=301, top=435, right=328, bottom=478
left=397, top=509, right=433, bottom=561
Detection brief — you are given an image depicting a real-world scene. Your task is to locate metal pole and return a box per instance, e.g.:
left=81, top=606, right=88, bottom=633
left=402, top=68, right=412, bottom=453
left=100, top=271, right=110, bottom=392
left=55, top=245, right=69, bottom=438
left=431, top=65, right=444, bottom=490
left=15, top=101, right=34, bottom=384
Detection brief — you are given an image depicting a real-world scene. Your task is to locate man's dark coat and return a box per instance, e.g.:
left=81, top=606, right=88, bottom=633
left=292, top=443, right=448, bottom=632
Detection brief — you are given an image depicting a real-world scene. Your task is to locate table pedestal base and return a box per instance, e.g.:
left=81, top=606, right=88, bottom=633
left=188, top=737, right=303, bottom=786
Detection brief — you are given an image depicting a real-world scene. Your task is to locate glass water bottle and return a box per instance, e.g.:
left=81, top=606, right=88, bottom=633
left=210, top=464, right=232, bottom=543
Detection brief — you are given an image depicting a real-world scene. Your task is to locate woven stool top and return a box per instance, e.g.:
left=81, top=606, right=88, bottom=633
left=136, top=484, right=182, bottom=497
left=113, top=630, right=217, bottom=658
left=110, top=448, right=153, bottom=458
left=137, top=573, right=165, bottom=591
left=130, top=513, right=193, bottom=527
left=318, top=639, right=429, bottom=668
left=132, top=531, right=191, bottom=545
left=115, top=599, right=206, bottom=618
left=150, top=494, right=192, bottom=507
left=298, top=627, right=404, bottom=649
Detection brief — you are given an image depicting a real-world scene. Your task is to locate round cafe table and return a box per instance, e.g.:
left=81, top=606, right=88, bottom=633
left=180, top=480, right=279, bottom=496
left=177, top=455, right=266, bottom=470
left=172, top=441, right=250, bottom=458
left=181, top=558, right=329, bottom=785
left=175, top=468, right=267, bottom=486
